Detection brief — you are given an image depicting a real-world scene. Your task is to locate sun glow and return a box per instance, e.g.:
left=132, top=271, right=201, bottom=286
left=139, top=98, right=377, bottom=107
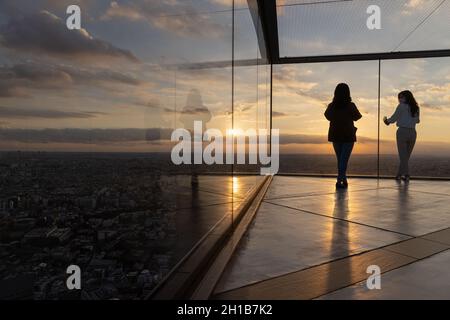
left=232, top=176, right=240, bottom=194
left=226, top=128, right=241, bottom=137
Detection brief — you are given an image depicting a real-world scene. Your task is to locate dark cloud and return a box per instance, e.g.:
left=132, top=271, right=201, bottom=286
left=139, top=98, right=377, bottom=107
left=0, top=128, right=379, bottom=145
left=0, top=10, right=139, bottom=62
left=44, top=0, right=94, bottom=11
left=0, top=1, right=19, bottom=16
left=129, top=99, right=214, bottom=117
left=421, top=103, right=443, bottom=111
left=144, top=99, right=161, bottom=109
left=239, top=105, right=254, bottom=112
left=272, top=111, right=287, bottom=118
left=9, top=63, right=141, bottom=85
left=163, top=107, right=212, bottom=115
left=279, top=133, right=378, bottom=145
left=0, top=106, right=105, bottom=119
left=280, top=134, right=326, bottom=145
left=0, top=84, right=24, bottom=98
left=0, top=62, right=141, bottom=97
left=0, top=128, right=173, bottom=144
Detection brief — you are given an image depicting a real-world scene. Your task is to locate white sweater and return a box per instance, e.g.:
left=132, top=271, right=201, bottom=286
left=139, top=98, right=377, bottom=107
left=387, top=103, right=420, bottom=129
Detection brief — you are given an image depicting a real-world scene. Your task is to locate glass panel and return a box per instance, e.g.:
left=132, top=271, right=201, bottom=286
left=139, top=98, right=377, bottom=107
left=277, top=0, right=449, bottom=58
left=396, top=0, right=450, bottom=52
left=273, top=61, right=379, bottom=175
left=0, top=0, right=233, bottom=299
left=233, top=1, right=270, bottom=205
left=380, top=57, right=450, bottom=178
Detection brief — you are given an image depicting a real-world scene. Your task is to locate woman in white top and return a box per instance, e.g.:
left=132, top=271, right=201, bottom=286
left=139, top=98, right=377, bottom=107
left=383, top=90, right=420, bottom=182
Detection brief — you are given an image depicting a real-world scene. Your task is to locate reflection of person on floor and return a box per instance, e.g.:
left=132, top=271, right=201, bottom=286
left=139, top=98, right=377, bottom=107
left=179, top=89, right=212, bottom=187
left=325, top=83, right=362, bottom=189
left=326, top=188, right=351, bottom=292
left=383, top=90, right=420, bottom=183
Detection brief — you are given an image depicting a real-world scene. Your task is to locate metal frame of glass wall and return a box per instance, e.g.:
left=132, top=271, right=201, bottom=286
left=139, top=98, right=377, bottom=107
left=256, top=0, right=450, bottom=180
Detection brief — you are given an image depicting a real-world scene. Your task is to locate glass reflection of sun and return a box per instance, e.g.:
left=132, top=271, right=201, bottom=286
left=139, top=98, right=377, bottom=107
left=232, top=176, right=240, bottom=195
left=226, top=128, right=241, bottom=137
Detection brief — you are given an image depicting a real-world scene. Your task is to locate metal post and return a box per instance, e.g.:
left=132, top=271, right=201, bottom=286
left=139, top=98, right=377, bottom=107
left=377, top=60, right=381, bottom=179
left=270, top=63, right=273, bottom=157
left=231, top=0, right=235, bottom=227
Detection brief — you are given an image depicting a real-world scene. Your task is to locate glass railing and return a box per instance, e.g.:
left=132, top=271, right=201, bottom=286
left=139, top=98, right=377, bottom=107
left=273, top=57, right=450, bottom=179
left=0, top=0, right=269, bottom=300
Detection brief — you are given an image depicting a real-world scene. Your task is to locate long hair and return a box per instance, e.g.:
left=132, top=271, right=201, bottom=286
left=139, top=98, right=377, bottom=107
left=399, top=90, right=419, bottom=117
left=332, top=83, right=352, bottom=108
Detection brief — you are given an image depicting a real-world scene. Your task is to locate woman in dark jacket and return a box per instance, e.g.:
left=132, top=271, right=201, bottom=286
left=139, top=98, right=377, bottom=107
left=325, top=83, right=362, bottom=189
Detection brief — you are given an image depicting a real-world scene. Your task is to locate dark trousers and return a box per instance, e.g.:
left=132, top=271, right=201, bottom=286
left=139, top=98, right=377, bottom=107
left=333, top=142, right=354, bottom=181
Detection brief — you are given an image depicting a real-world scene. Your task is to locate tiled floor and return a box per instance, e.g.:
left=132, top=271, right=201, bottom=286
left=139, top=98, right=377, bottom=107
left=318, top=249, right=450, bottom=300
left=214, top=176, right=450, bottom=299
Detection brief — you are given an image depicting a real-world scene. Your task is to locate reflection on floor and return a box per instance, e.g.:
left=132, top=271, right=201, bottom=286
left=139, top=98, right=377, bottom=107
left=318, top=249, right=450, bottom=300
left=213, top=176, right=450, bottom=299
left=162, top=175, right=263, bottom=270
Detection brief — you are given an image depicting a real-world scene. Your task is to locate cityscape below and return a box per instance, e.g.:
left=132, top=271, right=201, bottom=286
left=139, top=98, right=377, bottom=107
left=1, top=151, right=449, bottom=299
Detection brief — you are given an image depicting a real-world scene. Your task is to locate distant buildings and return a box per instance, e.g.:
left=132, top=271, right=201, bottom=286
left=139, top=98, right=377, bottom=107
left=24, top=227, right=71, bottom=246
left=0, top=153, right=179, bottom=299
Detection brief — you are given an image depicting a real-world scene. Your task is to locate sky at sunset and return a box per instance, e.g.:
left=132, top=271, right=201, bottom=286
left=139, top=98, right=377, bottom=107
left=0, top=0, right=448, bottom=155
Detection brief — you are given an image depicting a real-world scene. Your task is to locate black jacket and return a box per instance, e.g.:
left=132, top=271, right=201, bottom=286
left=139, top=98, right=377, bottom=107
left=325, top=102, right=362, bottom=142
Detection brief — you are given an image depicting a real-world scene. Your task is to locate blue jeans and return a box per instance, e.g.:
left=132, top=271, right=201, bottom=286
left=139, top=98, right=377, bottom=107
left=333, top=142, right=354, bottom=181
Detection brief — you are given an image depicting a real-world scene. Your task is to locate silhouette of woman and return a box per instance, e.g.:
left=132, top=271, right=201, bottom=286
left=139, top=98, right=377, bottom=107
left=325, top=83, right=362, bottom=189
left=180, top=89, right=212, bottom=187
left=383, top=90, right=420, bottom=182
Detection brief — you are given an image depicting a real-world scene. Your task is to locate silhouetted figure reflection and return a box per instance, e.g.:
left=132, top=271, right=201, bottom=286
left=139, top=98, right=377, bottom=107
left=326, top=189, right=351, bottom=295
left=179, top=89, right=212, bottom=188
left=383, top=90, right=420, bottom=183
left=392, top=182, right=414, bottom=235
left=325, top=83, right=362, bottom=189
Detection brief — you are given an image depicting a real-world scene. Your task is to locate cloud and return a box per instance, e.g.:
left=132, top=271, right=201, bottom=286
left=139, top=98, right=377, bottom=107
left=102, top=1, right=145, bottom=21
left=43, top=0, right=94, bottom=10
left=0, top=84, right=25, bottom=98
left=0, top=127, right=381, bottom=146
left=402, top=0, right=427, bottom=15
left=101, top=1, right=228, bottom=39
left=421, top=103, right=443, bottom=111
left=163, top=107, right=211, bottom=115
left=0, top=62, right=142, bottom=97
left=279, top=133, right=378, bottom=145
left=0, top=128, right=173, bottom=144
left=273, top=65, right=326, bottom=102
left=0, top=0, right=94, bottom=14
left=0, top=10, right=139, bottom=62
left=0, top=1, right=20, bottom=16
left=0, top=106, right=105, bottom=119
left=144, top=99, right=162, bottom=110
left=209, top=0, right=247, bottom=7
left=397, top=82, right=450, bottom=112
left=272, top=111, right=288, bottom=118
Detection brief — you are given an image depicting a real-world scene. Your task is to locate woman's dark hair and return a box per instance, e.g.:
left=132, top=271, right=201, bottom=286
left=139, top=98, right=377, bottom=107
left=399, top=90, right=419, bottom=117
left=332, top=83, right=352, bottom=107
